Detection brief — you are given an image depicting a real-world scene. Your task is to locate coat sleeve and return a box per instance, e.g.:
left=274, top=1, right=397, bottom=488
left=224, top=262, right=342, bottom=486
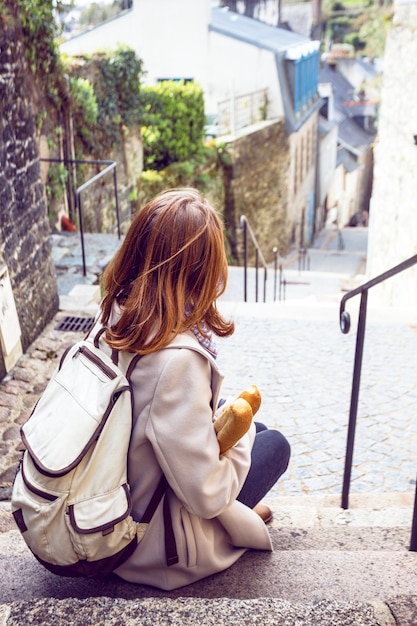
left=144, top=347, right=255, bottom=519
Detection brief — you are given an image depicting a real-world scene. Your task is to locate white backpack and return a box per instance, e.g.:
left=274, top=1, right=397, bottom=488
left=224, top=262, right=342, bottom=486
left=11, top=326, right=177, bottom=577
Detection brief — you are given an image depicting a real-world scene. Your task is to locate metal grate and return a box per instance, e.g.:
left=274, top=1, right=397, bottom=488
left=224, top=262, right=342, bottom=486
left=55, top=316, right=95, bottom=333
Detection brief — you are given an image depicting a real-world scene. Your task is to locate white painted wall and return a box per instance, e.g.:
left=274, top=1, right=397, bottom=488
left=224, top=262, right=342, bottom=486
left=61, top=0, right=210, bottom=86
left=326, top=162, right=360, bottom=228
left=317, top=120, right=338, bottom=220
left=206, top=31, right=283, bottom=117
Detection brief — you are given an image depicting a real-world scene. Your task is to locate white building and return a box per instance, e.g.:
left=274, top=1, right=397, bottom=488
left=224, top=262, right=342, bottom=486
left=61, top=0, right=320, bottom=131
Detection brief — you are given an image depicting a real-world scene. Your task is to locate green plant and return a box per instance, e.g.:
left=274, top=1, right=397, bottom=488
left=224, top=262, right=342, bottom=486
left=69, top=46, right=144, bottom=154
left=69, top=77, right=98, bottom=126
left=259, top=92, right=269, bottom=121
left=322, top=0, right=393, bottom=56
left=351, top=3, right=393, bottom=58
left=215, top=143, right=233, bottom=167
left=68, top=76, right=99, bottom=142
left=36, top=108, right=47, bottom=132
left=137, top=144, right=225, bottom=212
left=46, top=162, right=68, bottom=203
left=13, top=0, right=74, bottom=106
left=141, top=81, right=206, bottom=170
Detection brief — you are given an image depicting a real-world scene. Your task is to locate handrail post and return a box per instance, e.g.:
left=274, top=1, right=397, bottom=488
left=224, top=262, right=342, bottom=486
left=410, top=475, right=417, bottom=551
left=75, top=190, right=87, bottom=277
left=113, top=165, right=121, bottom=239
left=273, top=247, right=278, bottom=302
left=342, top=288, right=368, bottom=509
left=340, top=252, right=417, bottom=551
left=279, top=265, right=282, bottom=301
left=240, top=214, right=268, bottom=303
left=40, top=157, right=121, bottom=277
left=242, top=217, right=248, bottom=302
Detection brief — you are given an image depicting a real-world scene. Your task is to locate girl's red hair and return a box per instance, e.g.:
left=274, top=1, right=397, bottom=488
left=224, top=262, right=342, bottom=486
left=101, top=188, right=234, bottom=354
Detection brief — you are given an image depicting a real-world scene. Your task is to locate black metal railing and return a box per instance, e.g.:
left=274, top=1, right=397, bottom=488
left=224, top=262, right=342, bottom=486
left=240, top=215, right=269, bottom=302
left=240, top=217, right=311, bottom=303
left=298, top=246, right=311, bottom=271
left=273, top=246, right=288, bottom=302
left=41, top=158, right=121, bottom=276
left=339, top=252, right=417, bottom=551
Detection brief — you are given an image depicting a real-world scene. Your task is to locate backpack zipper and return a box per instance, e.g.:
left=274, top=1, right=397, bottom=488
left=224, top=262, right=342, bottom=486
left=77, top=346, right=118, bottom=380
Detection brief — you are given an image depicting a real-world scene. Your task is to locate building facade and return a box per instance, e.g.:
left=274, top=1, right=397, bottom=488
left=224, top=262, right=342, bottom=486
left=366, top=0, right=417, bottom=308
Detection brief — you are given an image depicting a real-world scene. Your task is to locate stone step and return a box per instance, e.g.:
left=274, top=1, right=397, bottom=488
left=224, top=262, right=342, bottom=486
left=267, top=492, right=416, bottom=530
left=1, top=496, right=417, bottom=625
left=1, top=526, right=415, bottom=602
left=0, top=596, right=399, bottom=626
left=0, top=527, right=415, bottom=624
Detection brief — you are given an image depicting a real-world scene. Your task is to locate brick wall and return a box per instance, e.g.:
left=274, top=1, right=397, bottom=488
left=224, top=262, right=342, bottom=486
left=0, top=16, right=59, bottom=379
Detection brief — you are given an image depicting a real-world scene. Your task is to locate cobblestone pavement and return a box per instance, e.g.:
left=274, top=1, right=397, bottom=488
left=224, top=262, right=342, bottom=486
left=1, top=227, right=417, bottom=504
left=216, top=303, right=417, bottom=500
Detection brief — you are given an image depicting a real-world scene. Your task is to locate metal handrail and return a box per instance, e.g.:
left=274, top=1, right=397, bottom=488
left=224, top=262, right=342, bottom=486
left=298, top=246, right=311, bottom=271
left=240, top=215, right=268, bottom=302
left=339, top=252, right=417, bottom=551
left=41, top=158, right=121, bottom=276
left=273, top=247, right=287, bottom=302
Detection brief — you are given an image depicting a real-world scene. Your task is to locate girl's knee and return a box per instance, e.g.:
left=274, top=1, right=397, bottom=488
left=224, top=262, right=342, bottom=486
left=256, top=428, right=291, bottom=465
left=270, top=429, right=291, bottom=464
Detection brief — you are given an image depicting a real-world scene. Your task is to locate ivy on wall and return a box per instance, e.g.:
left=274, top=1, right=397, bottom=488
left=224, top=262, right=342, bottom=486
left=70, top=46, right=144, bottom=155
left=1, top=1, right=226, bottom=238
left=4, top=0, right=73, bottom=107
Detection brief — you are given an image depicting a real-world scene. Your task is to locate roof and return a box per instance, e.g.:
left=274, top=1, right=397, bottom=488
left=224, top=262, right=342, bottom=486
left=319, top=62, right=356, bottom=112
left=319, top=61, right=376, bottom=154
left=210, top=6, right=322, bottom=133
left=337, top=117, right=374, bottom=155
left=319, top=62, right=377, bottom=119
left=336, top=146, right=362, bottom=172
left=210, top=6, right=319, bottom=59
left=354, top=56, right=381, bottom=80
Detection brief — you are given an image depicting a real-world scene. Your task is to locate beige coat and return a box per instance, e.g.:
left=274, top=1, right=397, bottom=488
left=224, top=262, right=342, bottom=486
left=114, top=331, right=272, bottom=590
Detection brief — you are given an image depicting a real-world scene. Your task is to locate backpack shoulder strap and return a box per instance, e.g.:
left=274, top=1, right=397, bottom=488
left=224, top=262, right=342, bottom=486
left=140, top=474, right=178, bottom=567
left=87, top=323, right=141, bottom=379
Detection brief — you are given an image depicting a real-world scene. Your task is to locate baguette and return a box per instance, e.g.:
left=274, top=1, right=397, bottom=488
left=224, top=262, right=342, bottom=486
left=238, top=384, right=261, bottom=416
left=214, top=397, right=253, bottom=455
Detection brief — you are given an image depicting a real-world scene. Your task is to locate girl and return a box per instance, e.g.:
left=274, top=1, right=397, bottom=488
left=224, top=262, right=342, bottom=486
left=99, top=188, right=290, bottom=590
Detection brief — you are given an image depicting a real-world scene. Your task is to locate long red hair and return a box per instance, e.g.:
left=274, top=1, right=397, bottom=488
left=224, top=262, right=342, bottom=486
left=101, top=188, right=234, bottom=353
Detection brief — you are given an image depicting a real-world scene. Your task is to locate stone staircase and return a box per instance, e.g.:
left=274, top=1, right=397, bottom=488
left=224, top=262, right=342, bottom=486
left=0, top=229, right=415, bottom=624
left=1, top=493, right=416, bottom=624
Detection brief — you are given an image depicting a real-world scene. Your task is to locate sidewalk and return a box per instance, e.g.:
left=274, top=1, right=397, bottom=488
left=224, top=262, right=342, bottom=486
left=1, top=227, right=417, bottom=624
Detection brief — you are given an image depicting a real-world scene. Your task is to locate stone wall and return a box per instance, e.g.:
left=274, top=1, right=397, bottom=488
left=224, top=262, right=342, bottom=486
left=0, top=13, right=59, bottom=379
left=366, top=0, right=417, bottom=308
left=223, top=120, right=290, bottom=265
left=288, top=112, right=318, bottom=247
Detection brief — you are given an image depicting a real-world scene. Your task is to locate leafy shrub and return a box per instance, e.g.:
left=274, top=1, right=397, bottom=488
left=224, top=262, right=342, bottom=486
left=69, top=77, right=98, bottom=141
left=137, top=144, right=225, bottom=214
left=141, top=81, right=205, bottom=170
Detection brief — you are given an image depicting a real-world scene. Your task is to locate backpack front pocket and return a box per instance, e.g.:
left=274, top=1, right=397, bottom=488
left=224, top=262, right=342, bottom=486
left=65, top=485, right=147, bottom=562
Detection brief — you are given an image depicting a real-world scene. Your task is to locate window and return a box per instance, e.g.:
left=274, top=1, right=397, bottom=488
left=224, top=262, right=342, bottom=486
left=286, top=47, right=320, bottom=114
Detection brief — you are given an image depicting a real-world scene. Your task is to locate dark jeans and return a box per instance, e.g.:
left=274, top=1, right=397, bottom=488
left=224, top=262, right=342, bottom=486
left=237, top=422, right=291, bottom=509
